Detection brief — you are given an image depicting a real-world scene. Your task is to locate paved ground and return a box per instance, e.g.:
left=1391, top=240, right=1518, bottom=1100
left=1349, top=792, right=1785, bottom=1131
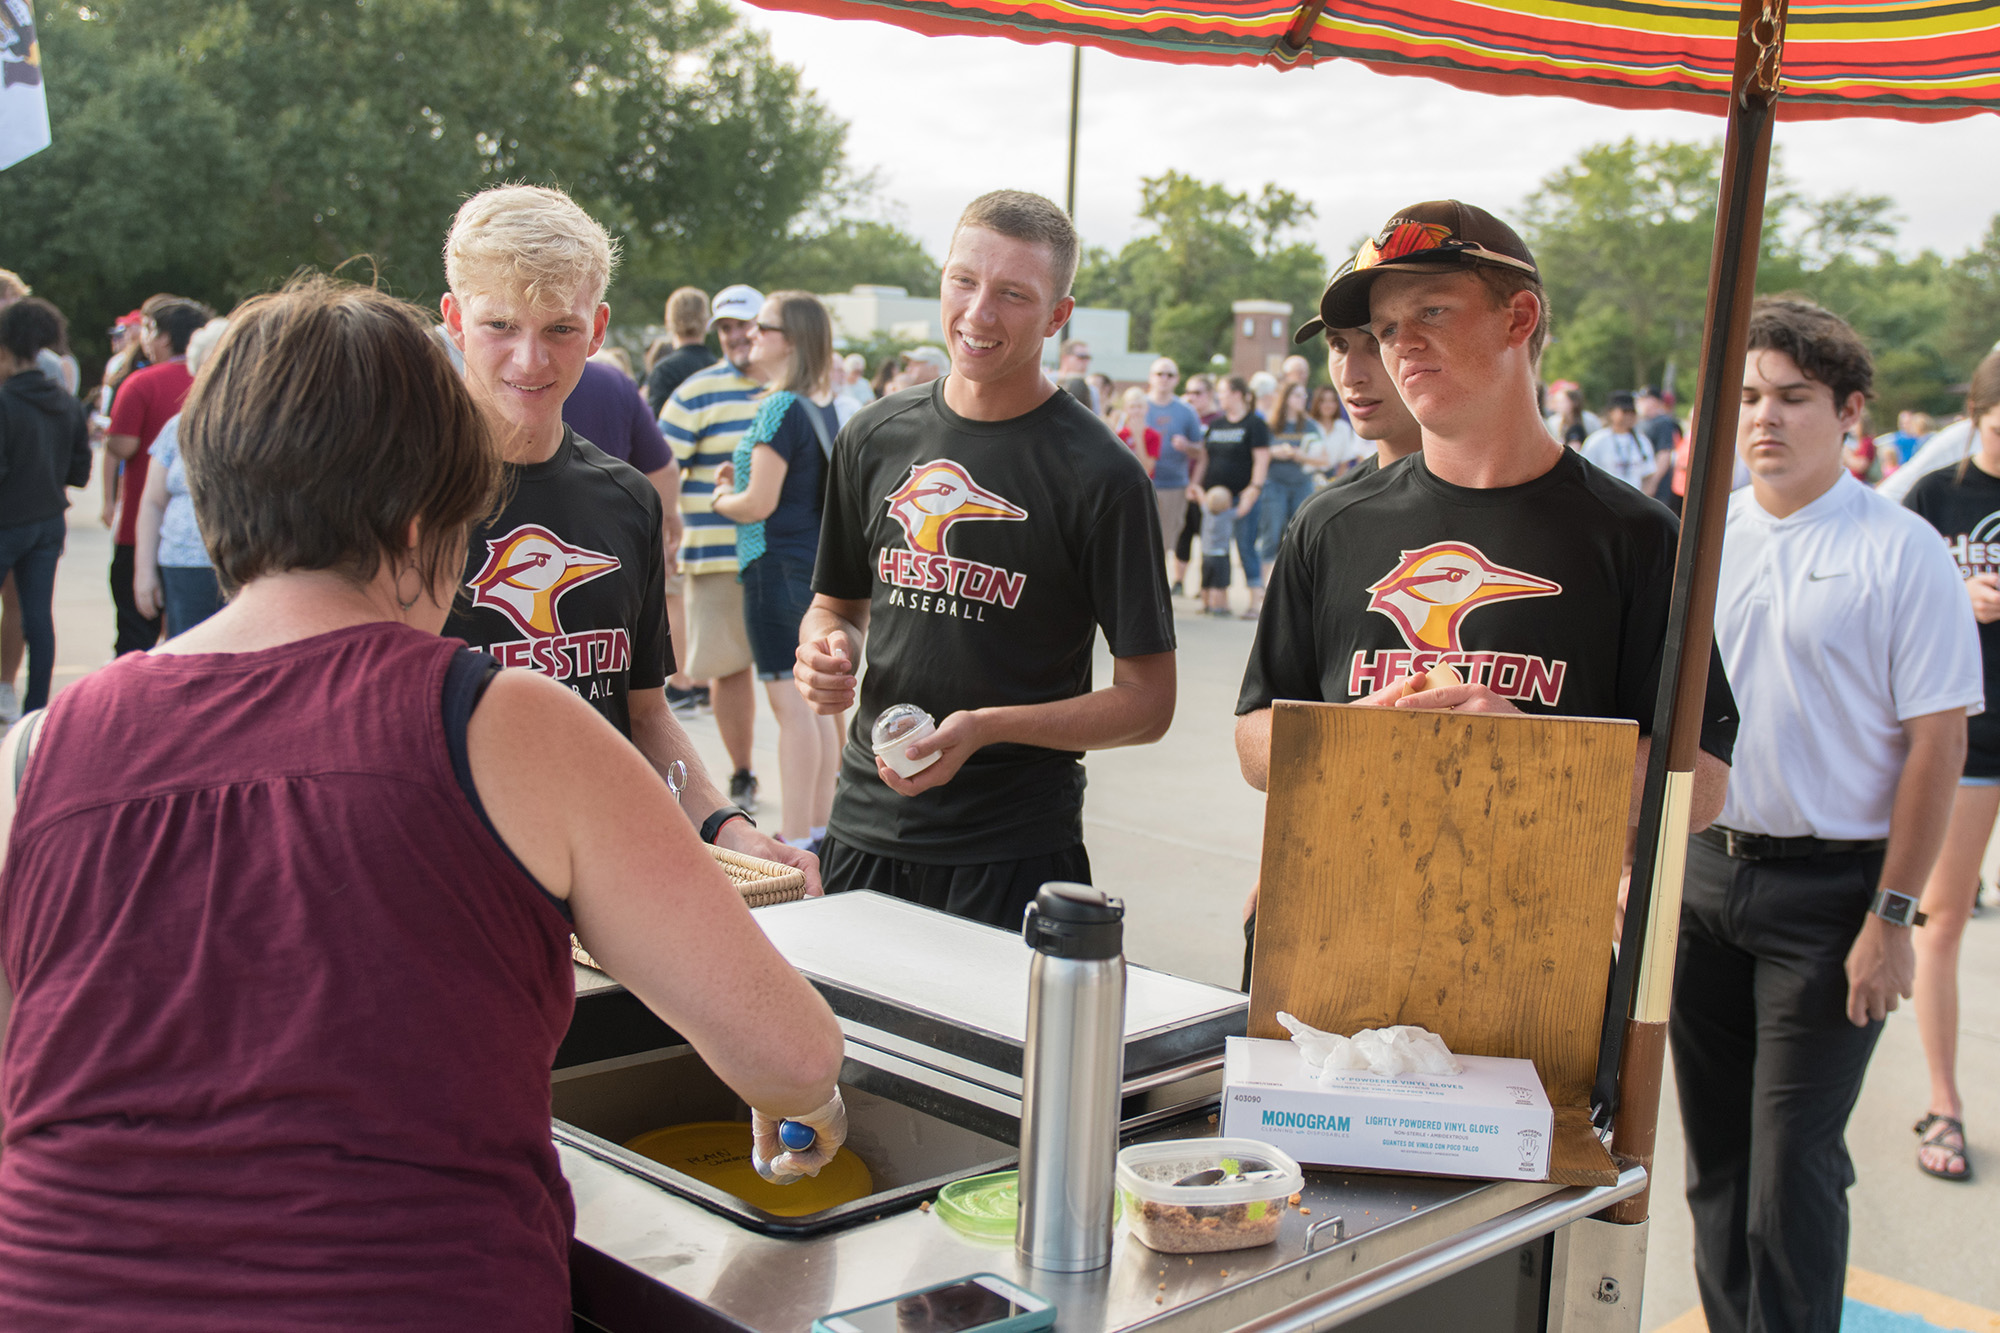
left=38, top=508, right=1998, bottom=1329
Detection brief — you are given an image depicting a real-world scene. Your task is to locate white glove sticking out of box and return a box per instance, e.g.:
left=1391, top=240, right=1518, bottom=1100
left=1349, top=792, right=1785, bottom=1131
left=750, top=1090, right=849, bottom=1184
left=1275, top=1012, right=1463, bottom=1082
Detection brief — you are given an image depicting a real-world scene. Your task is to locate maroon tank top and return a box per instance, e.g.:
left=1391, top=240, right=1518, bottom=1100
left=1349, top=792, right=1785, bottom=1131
left=0, top=622, right=575, bottom=1330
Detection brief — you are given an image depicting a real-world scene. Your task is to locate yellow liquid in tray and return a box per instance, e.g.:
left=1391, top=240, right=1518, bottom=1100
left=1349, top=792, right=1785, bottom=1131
left=623, top=1121, right=874, bottom=1218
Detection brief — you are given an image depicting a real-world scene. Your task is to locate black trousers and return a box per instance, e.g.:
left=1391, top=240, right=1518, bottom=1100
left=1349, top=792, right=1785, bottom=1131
left=109, top=542, right=162, bottom=657
left=1670, top=836, right=1884, bottom=1333
left=819, top=838, right=1091, bottom=930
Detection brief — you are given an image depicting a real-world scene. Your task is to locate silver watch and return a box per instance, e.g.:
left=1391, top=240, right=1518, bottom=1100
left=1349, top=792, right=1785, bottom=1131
left=1869, top=887, right=1927, bottom=928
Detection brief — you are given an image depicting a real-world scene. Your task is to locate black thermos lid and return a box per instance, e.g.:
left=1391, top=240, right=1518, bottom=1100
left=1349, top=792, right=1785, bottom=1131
left=1022, top=882, right=1124, bottom=960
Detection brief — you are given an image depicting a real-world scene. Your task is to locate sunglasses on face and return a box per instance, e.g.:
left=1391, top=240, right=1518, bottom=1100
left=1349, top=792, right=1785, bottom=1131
left=754, top=322, right=785, bottom=335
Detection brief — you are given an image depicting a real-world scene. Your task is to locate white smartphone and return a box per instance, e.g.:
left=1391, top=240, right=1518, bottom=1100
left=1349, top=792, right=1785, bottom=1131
left=811, top=1273, right=1055, bottom=1333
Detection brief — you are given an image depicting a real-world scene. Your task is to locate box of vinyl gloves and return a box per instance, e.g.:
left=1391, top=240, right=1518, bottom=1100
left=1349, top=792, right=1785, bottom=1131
left=1220, top=1026, right=1554, bottom=1181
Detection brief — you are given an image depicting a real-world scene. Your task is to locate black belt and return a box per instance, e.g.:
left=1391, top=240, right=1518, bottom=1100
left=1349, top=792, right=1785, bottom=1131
left=1698, top=826, right=1887, bottom=861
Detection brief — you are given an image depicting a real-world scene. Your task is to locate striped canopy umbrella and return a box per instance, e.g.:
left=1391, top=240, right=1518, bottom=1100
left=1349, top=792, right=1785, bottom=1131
left=743, top=0, right=2000, bottom=121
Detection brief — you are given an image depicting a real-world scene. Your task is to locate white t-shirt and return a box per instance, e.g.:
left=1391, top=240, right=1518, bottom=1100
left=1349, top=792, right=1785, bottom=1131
left=1580, top=428, right=1654, bottom=489
left=1875, top=417, right=1975, bottom=504
left=1714, top=472, right=1984, bottom=840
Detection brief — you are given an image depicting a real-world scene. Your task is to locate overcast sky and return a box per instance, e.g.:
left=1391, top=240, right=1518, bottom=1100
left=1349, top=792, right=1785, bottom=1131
left=738, top=3, right=2000, bottom=291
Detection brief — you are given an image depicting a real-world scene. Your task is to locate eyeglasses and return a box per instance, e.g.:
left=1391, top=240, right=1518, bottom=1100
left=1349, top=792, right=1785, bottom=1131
left=1351, top=222, right=1537, bottom=277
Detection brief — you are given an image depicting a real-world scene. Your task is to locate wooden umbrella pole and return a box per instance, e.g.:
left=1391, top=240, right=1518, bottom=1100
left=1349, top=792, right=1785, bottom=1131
left=1597, top=0, right=1787, bottom=1226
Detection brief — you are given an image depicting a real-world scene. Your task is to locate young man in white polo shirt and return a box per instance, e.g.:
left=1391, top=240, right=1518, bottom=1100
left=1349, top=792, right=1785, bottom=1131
left=1677, top=296, right=1982, bottom=1333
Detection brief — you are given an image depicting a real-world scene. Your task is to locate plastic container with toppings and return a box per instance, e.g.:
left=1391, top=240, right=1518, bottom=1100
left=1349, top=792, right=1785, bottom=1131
left=1115, top=1139, right=1303, bottom=1254
left=871, top=704, right=938, bottom=777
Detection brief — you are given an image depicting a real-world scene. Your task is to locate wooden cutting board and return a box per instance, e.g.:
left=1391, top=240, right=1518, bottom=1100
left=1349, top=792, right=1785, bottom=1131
left=1249, top=701, right=1636, bottom=1186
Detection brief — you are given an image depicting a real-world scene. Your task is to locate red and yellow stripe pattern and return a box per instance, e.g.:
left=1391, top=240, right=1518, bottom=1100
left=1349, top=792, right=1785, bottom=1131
left=742, top=0, right=2000, bottom=121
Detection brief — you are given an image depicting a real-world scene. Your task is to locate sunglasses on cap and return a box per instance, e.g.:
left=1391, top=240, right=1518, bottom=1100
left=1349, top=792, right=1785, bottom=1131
left=1352, top=221, right=1538, bottom=277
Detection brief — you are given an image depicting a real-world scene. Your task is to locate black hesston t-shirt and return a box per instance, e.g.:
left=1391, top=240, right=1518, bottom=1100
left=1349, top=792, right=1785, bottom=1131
left=1238, top=448, right=1737, bottom=763
left=1332, top=453, right=1383, bottom=488
left=1202, top=411, right=1271, bottom=494
left=815, top=380, right=1177, bottom=863
left=1905, top=464, right=2000, bottom=772
left=446, top=428, right=672, bottom=738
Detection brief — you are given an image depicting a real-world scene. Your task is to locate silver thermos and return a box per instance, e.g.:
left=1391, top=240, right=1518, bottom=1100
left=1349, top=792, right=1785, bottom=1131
left=1016, top=882, right=1127, bottom=1273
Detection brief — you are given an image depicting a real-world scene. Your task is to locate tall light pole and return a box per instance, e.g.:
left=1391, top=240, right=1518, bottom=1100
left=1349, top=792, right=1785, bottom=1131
left=1061, top=45, right=1081, bottom=347
left=1064, top=46, right=1081, bottom=220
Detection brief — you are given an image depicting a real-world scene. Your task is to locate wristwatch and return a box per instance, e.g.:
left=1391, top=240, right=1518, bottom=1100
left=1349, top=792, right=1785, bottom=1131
left=1869, top=887, right=1928, bottom=928
left=700, top=805, right=755, bottom=845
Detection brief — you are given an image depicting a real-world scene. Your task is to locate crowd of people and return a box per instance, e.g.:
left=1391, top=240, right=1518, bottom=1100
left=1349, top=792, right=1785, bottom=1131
left=0, top=177, right=1993, bottom=1333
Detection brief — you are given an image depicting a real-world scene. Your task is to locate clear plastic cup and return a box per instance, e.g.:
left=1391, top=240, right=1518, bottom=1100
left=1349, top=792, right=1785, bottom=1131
left=871, top=704, right=938, bottom=778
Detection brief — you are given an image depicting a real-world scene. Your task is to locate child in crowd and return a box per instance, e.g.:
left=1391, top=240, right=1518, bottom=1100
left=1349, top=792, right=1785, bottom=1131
left=1200, top=485, right=1235, bottom=616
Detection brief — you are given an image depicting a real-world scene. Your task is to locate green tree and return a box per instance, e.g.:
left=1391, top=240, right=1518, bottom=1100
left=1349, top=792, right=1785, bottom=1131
left=1519, top=139, right=1987, bottom=421
left=1940, top=215, right=2000, bottom=385
left=1, top=0, right=848, bottom=366
left=757, top=218, right=940, bottom=298
left=1074, top=172, right=1326, bottom=374
left=1519, top=139, right=1722, bottom=403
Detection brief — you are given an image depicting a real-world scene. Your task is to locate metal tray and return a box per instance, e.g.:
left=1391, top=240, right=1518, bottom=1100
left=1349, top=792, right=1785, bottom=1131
left=552, top=1045, right=1017, bottom=1238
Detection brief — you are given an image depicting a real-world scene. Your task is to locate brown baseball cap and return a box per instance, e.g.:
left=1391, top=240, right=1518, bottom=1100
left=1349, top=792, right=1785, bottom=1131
left=1294, top=200, right=1539, bottom=344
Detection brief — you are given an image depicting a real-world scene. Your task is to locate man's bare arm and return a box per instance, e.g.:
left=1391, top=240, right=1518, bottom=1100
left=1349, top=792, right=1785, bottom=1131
left=1845, top=706, right=1964, bottom=1025
left=1235, top=707, right=1273, bottom=792
left=644, top=460, right=684, bottom=568
left=795, top=595, right=870, bottom=715
left=628, top=685, right=822, bottom=893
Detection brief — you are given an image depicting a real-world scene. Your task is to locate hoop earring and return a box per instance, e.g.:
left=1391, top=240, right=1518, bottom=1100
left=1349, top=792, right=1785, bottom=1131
left=394, top=564, right=424, bottom=612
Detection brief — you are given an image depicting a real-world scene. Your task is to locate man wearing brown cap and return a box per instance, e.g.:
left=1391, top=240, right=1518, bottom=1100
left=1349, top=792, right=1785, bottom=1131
left=1235, top=199, right=1735, bottom=845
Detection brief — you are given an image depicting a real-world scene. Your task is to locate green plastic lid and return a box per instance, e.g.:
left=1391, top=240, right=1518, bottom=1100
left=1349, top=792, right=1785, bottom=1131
left=935, top=1170, right=1020, bottom=1240
left=932, top=1169, right=1121, bottom=1241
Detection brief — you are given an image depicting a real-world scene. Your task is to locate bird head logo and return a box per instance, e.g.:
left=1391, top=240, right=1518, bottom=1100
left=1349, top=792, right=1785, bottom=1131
left=1366, top=541, right=1560, bottom=652
left=884, top=459, right=1028, bottom=556
left=465, top=524, right=620, bottom=639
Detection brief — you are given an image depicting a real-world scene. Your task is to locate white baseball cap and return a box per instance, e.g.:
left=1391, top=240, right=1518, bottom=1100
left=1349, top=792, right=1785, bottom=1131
left=710, top=284, right=764, bottom=326
left=904, top=345, right=949, bottom=374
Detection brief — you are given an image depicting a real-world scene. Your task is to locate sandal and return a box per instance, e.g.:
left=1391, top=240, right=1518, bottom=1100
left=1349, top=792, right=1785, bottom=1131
left=1915, top=1113, right=1972, bottom=1181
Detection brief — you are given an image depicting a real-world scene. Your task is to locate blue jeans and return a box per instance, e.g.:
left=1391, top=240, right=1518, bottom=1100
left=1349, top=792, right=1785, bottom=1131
left=740, top=549, right=816, bottom=682
left=0, top=514, right=66, bottom=711
left=1258, top=470, right=1315, bottom=561
left=1231, top=489, right=1263, bottom=588
left=161, top=565, right=223, bottom=637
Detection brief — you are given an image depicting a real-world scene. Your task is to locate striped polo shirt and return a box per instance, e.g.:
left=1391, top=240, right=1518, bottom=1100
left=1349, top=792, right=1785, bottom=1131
left=660, top=359, right=760, bottom=576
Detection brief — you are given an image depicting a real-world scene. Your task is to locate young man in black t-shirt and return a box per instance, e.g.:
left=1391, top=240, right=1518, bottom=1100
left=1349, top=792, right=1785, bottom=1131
left=439, top=184, right=816, bottom=888
left=796, top=190, right=1177, bottom=928
left=1235, top=200, right=1735, bottom=854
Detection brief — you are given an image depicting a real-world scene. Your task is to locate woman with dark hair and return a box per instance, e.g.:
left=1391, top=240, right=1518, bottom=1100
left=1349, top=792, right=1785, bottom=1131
left=1900, top=347, right=2000, bottom=1184
left=1202, top=375, right=1271, bottom=617
left=711, top=290, right=843, bottom=852
left=0, top=275, right=845, bottom=1329
left=0, top=297, right=91, bottom=714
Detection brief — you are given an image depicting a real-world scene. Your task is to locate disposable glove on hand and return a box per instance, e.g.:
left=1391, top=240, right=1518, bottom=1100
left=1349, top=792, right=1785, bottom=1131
left=750, top=1091, right=848, bottom=1184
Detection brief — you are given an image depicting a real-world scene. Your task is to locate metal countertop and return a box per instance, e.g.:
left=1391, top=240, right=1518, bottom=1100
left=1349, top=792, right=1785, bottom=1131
left=561, top=1134, right=1645, bottom=1332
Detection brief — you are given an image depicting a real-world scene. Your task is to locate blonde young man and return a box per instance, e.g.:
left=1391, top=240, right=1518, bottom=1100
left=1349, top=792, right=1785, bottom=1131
left=439, top=186, right=814, bottom=887
left=793, top=189, right=1177, bottom=928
